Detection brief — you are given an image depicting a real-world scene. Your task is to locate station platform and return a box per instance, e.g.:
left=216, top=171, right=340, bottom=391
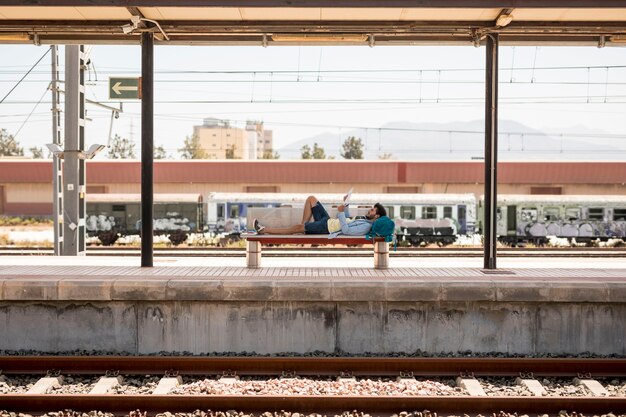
left=0, top=255, right=624, bottom=356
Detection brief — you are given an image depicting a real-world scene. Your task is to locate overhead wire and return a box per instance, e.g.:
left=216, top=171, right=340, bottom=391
left=0, top=48, right=50, bottom=105
left=13, top=84, right=50, bottom=139
left=2, top=63, right=626, bottom=75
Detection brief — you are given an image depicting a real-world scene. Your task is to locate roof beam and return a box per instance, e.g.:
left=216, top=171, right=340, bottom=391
left=2, top=19, right=626, bottom=33
left=3, top=0, right=626, bottom=7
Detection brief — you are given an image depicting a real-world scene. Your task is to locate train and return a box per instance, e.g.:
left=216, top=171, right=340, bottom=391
left=85, top=192, right=626, bottom=246
left=487, top=194, right=626, bottom=245
left=86, top=193, right=205, bottom=245
left=206, top=192, right=475, bottom=246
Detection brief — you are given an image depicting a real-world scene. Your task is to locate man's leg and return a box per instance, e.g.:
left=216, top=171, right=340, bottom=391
left=260, top=223, right=305, bottom=235
left=301, top=195, right=318, bottom=223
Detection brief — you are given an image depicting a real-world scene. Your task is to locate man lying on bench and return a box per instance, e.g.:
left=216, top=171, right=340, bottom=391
left=253, top=195, right=386, bottom=237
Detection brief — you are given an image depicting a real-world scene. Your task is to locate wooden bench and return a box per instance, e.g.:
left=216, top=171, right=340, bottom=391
left=241, top=234, right=389, bottom=269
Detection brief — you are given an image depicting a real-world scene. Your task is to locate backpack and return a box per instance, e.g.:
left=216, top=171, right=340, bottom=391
left=366, top=216, right=396, bottom=243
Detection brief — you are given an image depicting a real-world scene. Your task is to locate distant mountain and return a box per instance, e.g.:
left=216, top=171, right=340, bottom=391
left=276, top=120, right=626, bottom=161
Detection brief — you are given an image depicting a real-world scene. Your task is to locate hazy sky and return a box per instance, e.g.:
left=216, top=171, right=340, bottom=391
left=1, top=43, right=626, bottom=159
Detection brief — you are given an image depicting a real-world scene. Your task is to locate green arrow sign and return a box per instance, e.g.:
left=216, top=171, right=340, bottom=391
left=109, top=77, right=142, bottom=100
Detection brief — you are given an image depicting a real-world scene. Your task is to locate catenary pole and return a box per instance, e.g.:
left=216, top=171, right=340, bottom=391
left=50, top=45, right=63, bottom=256
left=62, top=45, right=86, bottom=256
left=141, top=32, right=154, bottom=267
left=484, top=33, right=498, bottom=269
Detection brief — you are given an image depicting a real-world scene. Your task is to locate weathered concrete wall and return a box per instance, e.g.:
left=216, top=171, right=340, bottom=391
left=1, top=300, right=624, bottom=355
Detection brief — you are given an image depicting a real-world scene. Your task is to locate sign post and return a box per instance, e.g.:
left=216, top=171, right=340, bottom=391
left=109, top=77, right=142, bottom=100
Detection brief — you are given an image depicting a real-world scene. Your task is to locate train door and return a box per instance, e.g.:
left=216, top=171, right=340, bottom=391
left=612, top=207, right=626, bottom=238
left=457, top=205, right=467, bottom=234
left=507, top=205, right=517, bottom=235
left=225, top=203, right=241, bottom=232
left=111, top=204, right=128, bottom=231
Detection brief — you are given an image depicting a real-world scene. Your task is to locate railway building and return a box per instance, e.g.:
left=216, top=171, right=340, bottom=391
left=0, top=159, right=624, bottom=216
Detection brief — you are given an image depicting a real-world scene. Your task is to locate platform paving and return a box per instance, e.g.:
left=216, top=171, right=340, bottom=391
left=0, top=256, right=624, bottom=355
left=0, top=255, right=623, bottom=302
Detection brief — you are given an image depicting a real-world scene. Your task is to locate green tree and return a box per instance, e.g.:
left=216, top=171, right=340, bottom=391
left=107, top=134, right=136, bottom=159
left=0, top=129, right=24, bottom=157
left=312, top=143, right=326, bottom=159
left=154, top=145, right=168, bottom=159
left=178, top=135, right=208, bottom=159
left=262, top=149, right=280, bottom=159
left=340, top=136, right=364, bottom=159
left=300, top=144, right=312, bottom=159
left=30, top=146, right=44, bottom=159
left=225, top=144, right=237, bottom=159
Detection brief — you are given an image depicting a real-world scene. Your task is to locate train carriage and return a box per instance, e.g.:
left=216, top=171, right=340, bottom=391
left=480, top=195, right=626, bottom=245
left=86, top=193, right=205, bottom=244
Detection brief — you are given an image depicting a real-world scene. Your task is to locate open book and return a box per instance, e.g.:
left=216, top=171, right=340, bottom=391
left=343, top=187, right=353, bottom=207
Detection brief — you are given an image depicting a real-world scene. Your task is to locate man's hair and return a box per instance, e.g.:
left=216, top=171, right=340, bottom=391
left=374, top=203, right=387, bottom=217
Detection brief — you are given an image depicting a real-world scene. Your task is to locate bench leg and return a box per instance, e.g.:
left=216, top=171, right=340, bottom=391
left=374, top=241, right=389, bottom=269
left=246, top=241, right=262, bottom=268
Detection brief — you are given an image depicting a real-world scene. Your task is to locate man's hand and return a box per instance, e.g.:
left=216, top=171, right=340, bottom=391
left=337, top=205, right=345, bottom=213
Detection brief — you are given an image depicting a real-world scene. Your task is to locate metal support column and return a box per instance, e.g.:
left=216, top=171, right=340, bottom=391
left=62, top=45, right=86, bottom=256
left=50, top=45, right=63, bottom=256
left=484, top=34, right=499, bottom=270
left=141, top=32, right=154, bottom=267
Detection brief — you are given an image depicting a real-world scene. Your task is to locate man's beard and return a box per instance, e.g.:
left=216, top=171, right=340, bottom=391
left=366, top=214, right=376, bottom=220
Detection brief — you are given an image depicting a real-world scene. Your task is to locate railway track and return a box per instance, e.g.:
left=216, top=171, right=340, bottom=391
left=1, top=356, right=625, bottom=415
left=2, top=246, right=626, bottom=257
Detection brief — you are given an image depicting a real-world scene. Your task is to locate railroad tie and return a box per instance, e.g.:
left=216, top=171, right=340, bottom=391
left=219, top=375, right=240, bottom=384
left=336, top=371, right=356, bottom=382
left=574, top=378, right=610, bottom=397
left=152, top=376, right=183, bottom=395
left=396, top=371, right=416, bottom=382
left=89, top=376, right=123, bottom=394
left=515, top=377, right=546, bottom=396
left=26, top=376, right=63, bottom=394
left=455, top=377, right=487, bottom=396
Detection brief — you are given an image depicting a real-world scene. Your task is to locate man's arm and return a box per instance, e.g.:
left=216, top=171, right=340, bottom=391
left=337, top=203, right=350, bottom=218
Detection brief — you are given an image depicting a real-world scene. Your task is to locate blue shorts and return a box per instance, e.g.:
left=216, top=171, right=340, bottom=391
left=304, top=202, right=330, bottom=234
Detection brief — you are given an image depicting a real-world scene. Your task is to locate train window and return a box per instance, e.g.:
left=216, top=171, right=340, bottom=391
left=587, top=208, right=604, bottom=221
left=565, top=208, right=580, bottom=221
left=400, top=206, right=416, bottom=220
left=443, top=206, right=452, bottom=218
left=520, top=208, right=537, bottom=222
left=544, top=207, right=560, bottom=221
left=384, top=206, right=394, bottom=218
left=217, top=204, right=225, bottom=219
left=422, top=206, right=437, bottom=219
left=614, top=208, right=626, bottom=221
left=112, top=205, right=125, bottom=212
left=229, top=205, right=240, bottom=218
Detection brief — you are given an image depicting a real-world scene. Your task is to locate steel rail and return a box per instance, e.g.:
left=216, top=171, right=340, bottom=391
left=2, top=247, right=626, bottom=257
left=4, top=246, right=626, bottom=252
left=0, top=394, right=625, bottom=415
left=1, top=357, right=625, bottom=414
left=1, top=356, right=625, bottom=377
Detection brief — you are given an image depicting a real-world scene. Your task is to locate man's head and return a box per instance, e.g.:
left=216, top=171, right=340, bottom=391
left=366, top=203, right=387, bottom=220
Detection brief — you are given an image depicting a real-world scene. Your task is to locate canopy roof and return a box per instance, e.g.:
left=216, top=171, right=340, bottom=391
left=1, top=1, right=626, bottom=45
